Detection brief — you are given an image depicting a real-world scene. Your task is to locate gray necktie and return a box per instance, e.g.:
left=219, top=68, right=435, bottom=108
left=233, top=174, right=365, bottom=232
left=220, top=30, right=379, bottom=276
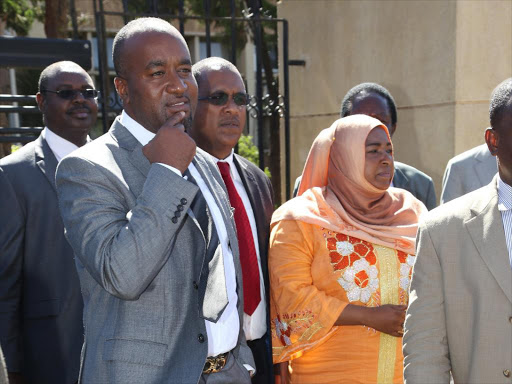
left=185, top=169, right=228, bottom=322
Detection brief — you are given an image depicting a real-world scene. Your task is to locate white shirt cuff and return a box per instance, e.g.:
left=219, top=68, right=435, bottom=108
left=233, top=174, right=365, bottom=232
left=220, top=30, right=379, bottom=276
left=156, top=163, right=182, bottom=177
left=243, top=364, right=255, bottom=377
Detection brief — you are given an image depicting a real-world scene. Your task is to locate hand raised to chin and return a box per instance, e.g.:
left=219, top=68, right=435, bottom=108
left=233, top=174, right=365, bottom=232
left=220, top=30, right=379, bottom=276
left=142, top=111, right=196, bottom=173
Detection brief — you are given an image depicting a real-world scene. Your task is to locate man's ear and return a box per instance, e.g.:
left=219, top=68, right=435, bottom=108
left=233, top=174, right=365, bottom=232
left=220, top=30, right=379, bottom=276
left=114, top=76, right=129, bottom=105
left=35, top=92, right=45, bottom=112
left=485, top=127, right=499, bottom=156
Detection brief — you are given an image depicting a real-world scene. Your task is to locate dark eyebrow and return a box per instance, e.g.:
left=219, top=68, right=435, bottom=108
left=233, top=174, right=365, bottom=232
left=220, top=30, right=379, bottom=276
left=145, top=60, right=165, bottom=70
left=366, top=142, right=392, bottom=147
left=179, top=58, right=192, bottom=66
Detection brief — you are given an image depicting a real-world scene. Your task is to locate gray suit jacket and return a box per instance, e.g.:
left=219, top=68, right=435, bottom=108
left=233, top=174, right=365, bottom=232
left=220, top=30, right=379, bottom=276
left=0, top=135, right=83, bottom=384
left=55, top=120, right=254, bottom=384
left=440, top=143, right=497, bottom=204
left=404, top=175, right=512, bottom=383
left=393, top=161, right=436, bottom=210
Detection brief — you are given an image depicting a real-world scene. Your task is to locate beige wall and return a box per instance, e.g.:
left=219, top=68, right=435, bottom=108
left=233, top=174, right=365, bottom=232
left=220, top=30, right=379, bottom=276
left=278, top=0, right=512, bottom=202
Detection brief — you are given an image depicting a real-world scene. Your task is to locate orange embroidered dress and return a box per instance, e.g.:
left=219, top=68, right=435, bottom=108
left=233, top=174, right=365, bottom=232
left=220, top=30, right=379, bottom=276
left=270, top=219, right=415, bottom=384
left=269, top=116, right=425, bottom=384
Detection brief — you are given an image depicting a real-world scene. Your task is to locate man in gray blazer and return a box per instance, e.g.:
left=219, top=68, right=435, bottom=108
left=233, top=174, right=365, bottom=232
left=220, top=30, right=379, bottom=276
left=0, top=61, right=97, bottom=384
left=403, top=78, right=512, bottom=383
left=440, top=141, right=497, bottom=204
left=189, top=58, right=274, bottom=384
left=294, top=83, right=436, bottom=210
left=56, top=18, right=254, bottom=384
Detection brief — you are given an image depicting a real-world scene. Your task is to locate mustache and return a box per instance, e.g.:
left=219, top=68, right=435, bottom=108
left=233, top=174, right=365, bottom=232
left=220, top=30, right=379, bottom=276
left=67, top=105, right=91, bottom=114
left=219, top=116, right=240, bottom=125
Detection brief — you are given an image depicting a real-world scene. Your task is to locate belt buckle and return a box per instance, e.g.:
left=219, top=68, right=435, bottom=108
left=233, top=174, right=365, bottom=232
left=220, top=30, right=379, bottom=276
left=203, top=352, right=228, bottom=374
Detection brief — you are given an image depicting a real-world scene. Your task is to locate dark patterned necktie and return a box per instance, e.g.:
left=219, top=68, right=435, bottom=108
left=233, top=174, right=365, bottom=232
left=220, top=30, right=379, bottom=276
left=217, top=161, right=261, bottom=315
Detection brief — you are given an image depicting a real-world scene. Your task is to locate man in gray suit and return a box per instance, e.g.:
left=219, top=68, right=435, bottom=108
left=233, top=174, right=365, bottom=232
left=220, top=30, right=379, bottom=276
left=55, top=18, right=254, bottom=384
left=294, top=83, right=436, bottom=210
left=0, top=61, right=97, bottom=384
left=404, top=78, right=512, bottom=383
left=190, top=58, right=274, bottom=384
left=440, top=141, right=497, bottom=204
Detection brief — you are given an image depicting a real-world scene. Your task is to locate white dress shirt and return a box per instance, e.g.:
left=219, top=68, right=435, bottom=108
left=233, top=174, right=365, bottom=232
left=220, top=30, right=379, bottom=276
left=497, top=175, right=512, bottom=267
left=44, top=127, right=83, bottom=162
left=119, top=111, right=240, bottom=356
left=212, top=150, right=267, bottom=341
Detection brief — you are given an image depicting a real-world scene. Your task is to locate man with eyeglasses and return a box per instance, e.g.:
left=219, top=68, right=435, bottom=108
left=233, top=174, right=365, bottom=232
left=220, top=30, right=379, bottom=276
left=0, top=60, right=97, bottom=384
left=189, top=57, right=274, bottom=384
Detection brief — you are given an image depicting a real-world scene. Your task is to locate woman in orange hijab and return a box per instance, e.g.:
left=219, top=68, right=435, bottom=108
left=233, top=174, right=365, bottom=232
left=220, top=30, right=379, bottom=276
left=269, top=115, right=426, bottom=384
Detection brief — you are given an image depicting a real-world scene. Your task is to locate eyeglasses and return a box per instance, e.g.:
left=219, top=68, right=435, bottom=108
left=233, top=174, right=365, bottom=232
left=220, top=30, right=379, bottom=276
left=198, top=92, right=250, bottom=106
left=42, top=89, right=99, bottom=100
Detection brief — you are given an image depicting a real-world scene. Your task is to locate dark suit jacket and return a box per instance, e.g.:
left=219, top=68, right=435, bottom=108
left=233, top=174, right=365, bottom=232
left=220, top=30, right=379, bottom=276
left=233, top=154, right=274, bottom=383
left=393, top=161, right=437, bottom=210
left=293, top=161, right=436, bottom=210
left=0, top=134, right=83, bottom=384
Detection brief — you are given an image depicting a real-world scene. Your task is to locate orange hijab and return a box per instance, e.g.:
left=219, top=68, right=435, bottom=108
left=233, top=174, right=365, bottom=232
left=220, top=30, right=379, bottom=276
left=273, top=115, right=426, bottom=254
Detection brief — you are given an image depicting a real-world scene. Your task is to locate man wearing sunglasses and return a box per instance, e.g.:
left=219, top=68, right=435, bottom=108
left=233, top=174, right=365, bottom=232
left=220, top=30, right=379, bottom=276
left=0, top=60, right=97, bottom=384
left=190, top=57, right=274, bottom=384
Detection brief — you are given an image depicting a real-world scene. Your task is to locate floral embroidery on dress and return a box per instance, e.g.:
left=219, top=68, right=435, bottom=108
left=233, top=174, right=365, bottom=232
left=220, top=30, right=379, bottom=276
left=272, top=310, right=320, bottom=347
left=397, top=250, right=416, bottom=304
left=324, top=231, right=379, bottom=304
left=338, top=259, right=379, bottom=303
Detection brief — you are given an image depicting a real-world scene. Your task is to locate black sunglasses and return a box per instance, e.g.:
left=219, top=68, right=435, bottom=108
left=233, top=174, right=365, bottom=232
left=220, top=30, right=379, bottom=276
left=198, top=92, right=250, bottom=106
left=42, top=89, right=99, bottom=100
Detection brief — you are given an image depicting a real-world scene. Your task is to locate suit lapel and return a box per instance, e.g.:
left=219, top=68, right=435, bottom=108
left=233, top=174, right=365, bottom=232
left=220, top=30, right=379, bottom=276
left=35, top=135, right=58, bottom=192
left=109, top=120, right=152, bottom=179
left=465, top=180, right=512, bottom=303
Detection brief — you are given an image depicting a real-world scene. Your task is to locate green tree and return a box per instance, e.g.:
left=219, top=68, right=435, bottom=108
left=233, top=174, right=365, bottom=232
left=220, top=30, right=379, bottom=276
left=0, top=0, right=42, bottom=36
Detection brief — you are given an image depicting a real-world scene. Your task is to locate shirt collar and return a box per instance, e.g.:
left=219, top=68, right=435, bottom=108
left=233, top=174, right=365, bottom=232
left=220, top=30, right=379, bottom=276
left=119, top=110, right=155, bottom=145
left=497, top=174, right=512, bottom=211
left=43, top=127, right=84, bottom=163
left=211, top=149, right=235, bottom=167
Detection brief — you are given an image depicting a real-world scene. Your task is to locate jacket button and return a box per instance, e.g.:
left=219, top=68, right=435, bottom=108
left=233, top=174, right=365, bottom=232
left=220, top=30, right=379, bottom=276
left=509, top=316, right=512, bottom=324
left=171, top=217, right=178, bottom=224
left=181, top=198, right=187, bottom=205
left=177, top=204, right=184, bottom=211
left=504, top=369, right=511, bottom=378
left=175, top=211, right=181, bottom=218
left=193, top=281, right=198, bottom=290
left=198, top=333, right=205, bottom=343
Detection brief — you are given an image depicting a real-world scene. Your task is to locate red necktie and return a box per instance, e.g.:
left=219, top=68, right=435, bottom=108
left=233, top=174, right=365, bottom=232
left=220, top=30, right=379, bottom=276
left=217, top=161, right=261, bottom=315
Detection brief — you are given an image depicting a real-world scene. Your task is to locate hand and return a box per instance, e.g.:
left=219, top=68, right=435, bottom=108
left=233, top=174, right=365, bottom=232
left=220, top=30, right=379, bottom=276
left=366, top=304, right=406, bottom=337
left=142, top=111, right=196, bottom=173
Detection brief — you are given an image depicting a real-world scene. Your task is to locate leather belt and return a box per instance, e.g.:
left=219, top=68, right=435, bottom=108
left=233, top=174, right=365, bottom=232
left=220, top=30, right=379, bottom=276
left=203, top=352, right=229, bottom=374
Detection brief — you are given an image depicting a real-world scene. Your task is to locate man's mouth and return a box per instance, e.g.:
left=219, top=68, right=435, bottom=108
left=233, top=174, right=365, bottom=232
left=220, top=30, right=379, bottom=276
left=166, top=99, right=190, bottom=114
left=68, top=108, right=90, bottom=119
left=220, top=119, right=239, bottom=127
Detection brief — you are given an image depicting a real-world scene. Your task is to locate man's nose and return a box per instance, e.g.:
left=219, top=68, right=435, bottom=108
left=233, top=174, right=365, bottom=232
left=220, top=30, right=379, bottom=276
left=166, top=72, right=187, bottom=94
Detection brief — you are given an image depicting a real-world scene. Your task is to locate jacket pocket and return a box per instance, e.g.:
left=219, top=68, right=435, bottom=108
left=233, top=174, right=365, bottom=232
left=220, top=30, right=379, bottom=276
left=25, top=298, right=60, bottom=319
left=103, top=338, right=167, bottom=367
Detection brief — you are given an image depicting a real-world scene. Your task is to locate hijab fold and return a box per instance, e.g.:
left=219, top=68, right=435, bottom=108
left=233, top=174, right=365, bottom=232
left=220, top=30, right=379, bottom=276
left=273, top=115, right=426, bottom=255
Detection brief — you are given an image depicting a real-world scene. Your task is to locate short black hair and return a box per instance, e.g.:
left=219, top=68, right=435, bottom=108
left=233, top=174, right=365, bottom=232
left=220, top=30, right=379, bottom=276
left=112, top=17, right=181, bottom=77
left=489, top=78, right=512, bottom=129
left=340, top=82, right=397, bottom=126
left=192, top=57, right=241, bottom=88
left=38, top=61, right=87, bottom=93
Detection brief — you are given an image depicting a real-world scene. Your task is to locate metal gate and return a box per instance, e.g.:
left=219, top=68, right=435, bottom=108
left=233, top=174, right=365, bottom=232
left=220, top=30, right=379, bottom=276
left=93, top=0, right=291, bottom=201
